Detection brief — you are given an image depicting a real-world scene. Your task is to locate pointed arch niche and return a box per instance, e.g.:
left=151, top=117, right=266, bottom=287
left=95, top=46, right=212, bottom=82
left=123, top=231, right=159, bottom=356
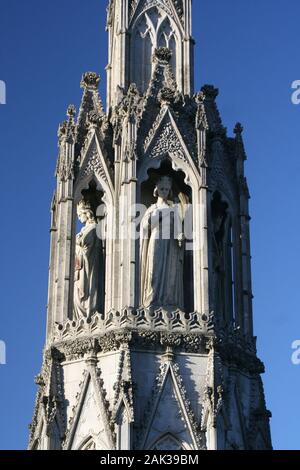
left=71, top=180, right=105, bottom=320
left=138, top=159, right=194, bottom=313
left=210, top=191, right=237, bottom=326
left=71, top=169, right=115, bottom=319
left=130, top=6, right=180, bottom=93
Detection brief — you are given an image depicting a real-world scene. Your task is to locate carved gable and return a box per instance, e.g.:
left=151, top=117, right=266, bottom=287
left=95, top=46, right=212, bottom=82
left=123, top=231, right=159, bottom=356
left=76, top=133, right=114, bottom=200
left=141, top=363, right=202, bottom=450
left=144, top=108, right=191, bottom=163
left=64, top=369, right=114, bottom=450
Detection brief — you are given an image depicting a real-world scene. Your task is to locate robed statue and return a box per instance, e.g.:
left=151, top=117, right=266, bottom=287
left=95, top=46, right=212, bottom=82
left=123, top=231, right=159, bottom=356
left=140, top=176, right=185, bottom=310
left=73, top=199, right=103, bottom=319
left=211, top=192, right=228, bottom=317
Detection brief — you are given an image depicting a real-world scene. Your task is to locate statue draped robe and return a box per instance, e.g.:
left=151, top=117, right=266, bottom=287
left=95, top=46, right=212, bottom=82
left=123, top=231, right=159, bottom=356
left=140, top=202, right=184, bottom=310
left=73, top=222, right=102, bottom=319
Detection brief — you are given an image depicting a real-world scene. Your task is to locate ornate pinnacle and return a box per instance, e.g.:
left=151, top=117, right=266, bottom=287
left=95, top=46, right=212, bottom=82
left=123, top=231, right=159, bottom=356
left=234, top=122, right=244, bottom=136
left=66, top=105, right=76, bottom=129
left=234, top=122, right=247, bottom=161
left=57, top=121, right=67, bottom=140
left=34, top=374, right=45, bottom=387
left=201, top=84, right=219, bottom=100
left=57, top=107, right=76, bottom=140
left=80, top=71, right=101, bottom=90
left=65, top=104, right=76, bottom=140
left=67, top=104, right=76, bottom=119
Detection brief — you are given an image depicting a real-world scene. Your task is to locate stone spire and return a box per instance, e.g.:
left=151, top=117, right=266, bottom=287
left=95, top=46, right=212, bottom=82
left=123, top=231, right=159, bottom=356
left=29, top=0, right=272, bottom=451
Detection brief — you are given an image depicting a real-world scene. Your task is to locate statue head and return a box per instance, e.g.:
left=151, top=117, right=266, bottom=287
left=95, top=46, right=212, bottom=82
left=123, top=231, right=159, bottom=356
left=77, top=199, right=95, bottom=224
left=153, top=176, right=173, bottom=201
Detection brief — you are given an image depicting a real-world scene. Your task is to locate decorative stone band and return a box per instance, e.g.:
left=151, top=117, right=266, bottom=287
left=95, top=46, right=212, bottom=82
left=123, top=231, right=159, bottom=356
left=50, top=310, right=263, bottom=374
left=54, top=309, right=212, bottom=343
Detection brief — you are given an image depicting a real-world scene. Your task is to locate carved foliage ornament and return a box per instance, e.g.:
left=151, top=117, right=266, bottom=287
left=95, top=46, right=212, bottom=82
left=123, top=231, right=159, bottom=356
left=148, top=121, right=186, bottom=162
left=80, top=147, right=109, bottom=187
left=81, top=72, right=101, bottom=90
left=129, top=0, right=184, bottom=24
left=153, top=47, right=172, bottom=64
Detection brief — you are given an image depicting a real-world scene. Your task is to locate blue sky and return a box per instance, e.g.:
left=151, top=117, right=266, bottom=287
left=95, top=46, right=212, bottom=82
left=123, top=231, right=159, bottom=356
left=0, top=0, right=299, bottom=450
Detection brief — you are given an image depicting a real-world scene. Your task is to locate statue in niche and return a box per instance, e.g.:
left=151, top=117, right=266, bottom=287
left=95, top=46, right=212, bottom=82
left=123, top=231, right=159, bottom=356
left=73, top=199, right=103, bottom=320
left=211, top=193, right=228, bottom=317
left=140, top=176, right=185, bottom=311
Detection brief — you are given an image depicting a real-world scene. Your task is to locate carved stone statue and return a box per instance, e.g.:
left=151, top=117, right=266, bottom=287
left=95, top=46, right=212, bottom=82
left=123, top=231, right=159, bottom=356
left=140, top=176, right=185, bottom=310
left=211, top=192, right=228, bottom=317
left=73, top=199, right=103, bottom=319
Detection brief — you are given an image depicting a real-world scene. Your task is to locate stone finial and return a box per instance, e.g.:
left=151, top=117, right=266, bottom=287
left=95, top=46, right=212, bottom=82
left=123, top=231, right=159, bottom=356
left=234, top=122, right=247, bottom=161
left=67, top=104, right=76, bottom=119
left=80, top=72, right=101, bottom=90
left=234, top=122, right=244, bottom=136
left=58, top=121, right=67, bottom=140
left=162, top=347, right=174, bottom=364
left=127, top=83, right=140, bottom=97
left=66, top=105, right=76, bottom=130
left=65, top=104, right=76, bottom=141
left=34, top=374, right=45, bottom=387
left=158, top=87, right=176, bottom=105
left=201, top=84, right=219, bottom=100
left=153, top=47, right=172, bottom=65
left=88, top=110, right=102, bottom=126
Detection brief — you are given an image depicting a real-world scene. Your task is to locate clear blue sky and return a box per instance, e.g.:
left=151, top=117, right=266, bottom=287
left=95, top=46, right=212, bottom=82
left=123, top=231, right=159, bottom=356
left=0, top=0, right=299, bottom=450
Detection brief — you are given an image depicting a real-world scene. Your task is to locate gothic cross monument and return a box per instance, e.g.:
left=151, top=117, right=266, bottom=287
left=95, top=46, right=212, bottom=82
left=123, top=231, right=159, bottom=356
left=29, top=0, right=272, bottom=450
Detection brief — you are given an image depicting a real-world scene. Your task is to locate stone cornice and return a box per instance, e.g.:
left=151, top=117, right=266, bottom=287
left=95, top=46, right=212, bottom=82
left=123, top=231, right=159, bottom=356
left=47, top=310, right=264, bottom=375
left=54, top=309, right=211, bottom=343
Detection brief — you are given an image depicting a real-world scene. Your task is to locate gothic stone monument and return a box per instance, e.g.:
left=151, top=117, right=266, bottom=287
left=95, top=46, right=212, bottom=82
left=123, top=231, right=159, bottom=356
left=29, top=0, right=272, bottom=450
